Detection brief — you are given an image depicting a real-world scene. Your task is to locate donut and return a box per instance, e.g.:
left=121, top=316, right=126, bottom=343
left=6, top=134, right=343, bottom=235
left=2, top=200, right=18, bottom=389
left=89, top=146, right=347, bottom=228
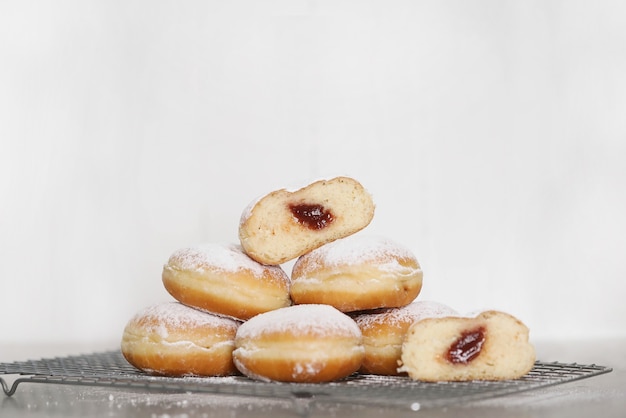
left=238, top=176, right=375, bottom=265
left=121, top=302, right=240, bottom=377
left=353, top=301, right=458, bottom=375
left=162, top=243, right=291, bottom=321
left=290, top=235, right=423, bottom=312
left=398, top=310, right=536, bottom=381
left=232, top=304, right=365, bottom=383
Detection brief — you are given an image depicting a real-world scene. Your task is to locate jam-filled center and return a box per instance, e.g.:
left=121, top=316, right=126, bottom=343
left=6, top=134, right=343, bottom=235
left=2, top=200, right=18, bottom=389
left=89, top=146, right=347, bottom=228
left=446, top=327, right=486, bottom=364
left=288, top=203, right=334, bottom=230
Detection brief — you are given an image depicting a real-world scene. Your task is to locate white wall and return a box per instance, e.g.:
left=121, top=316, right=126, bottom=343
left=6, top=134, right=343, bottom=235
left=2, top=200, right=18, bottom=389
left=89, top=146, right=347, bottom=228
left=1, top=0, right=625, bottom=346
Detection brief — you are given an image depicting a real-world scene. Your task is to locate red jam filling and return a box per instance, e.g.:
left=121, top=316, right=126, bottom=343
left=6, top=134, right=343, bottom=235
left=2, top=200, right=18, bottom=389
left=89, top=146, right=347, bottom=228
left=288, top=203, right=334, bottom=230
left=446, top=327, right=486, bottom=364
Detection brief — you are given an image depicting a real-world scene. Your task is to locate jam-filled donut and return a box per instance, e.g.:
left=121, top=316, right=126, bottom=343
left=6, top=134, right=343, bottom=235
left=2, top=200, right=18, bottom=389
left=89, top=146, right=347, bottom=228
left=232, top=304, right=365, bottom=383
left=162, top=243, right=291, bottom=321
left=290, top=235, right=423, bottom=312
left=238, top=176, right=375, bottom=265
left=398, top=310, right=536, bottom=381
left=121, top=302, right=240, bottom=377
left=353, top=301, right=458, bottom=375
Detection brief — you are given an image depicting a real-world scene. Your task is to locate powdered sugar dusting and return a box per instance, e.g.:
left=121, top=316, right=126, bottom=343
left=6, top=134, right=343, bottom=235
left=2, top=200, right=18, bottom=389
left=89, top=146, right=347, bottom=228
left=294, top=235, right=418, bottom=275
left=131, top=302, right=240, bottom=336
left=167, top=243, right=286, bottom=279
left=355, top=301, right=459, bottom=329
left=293, top=361, right=322, bottom=379
left=236, top=304, right=362, bottom=339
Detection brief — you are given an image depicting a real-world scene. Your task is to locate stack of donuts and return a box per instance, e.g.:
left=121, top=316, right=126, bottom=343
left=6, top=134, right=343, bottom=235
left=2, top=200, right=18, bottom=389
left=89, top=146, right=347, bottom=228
left=121, top=176, right=535, bottom=383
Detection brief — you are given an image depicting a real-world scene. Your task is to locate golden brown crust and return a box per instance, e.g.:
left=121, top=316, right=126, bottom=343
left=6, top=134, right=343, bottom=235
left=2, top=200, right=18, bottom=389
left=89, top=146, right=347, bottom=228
left=162, top=266, right=291, bottom=320
left=354, top=301, right=458, bottom=375
left=234, top=336, right=364, bottom=383
left=291, top=236, right=423, bottom=312
left=121, top=343, right=238, bottom=377
left=232, top=305, right=365, bottom=383
left=356, top=315, right=414, bottom=375
left=161, top=244, right=291, bottom=321
left=120, top=303, right=240, bottom=377
left=239, top=177, right=375, bottom=265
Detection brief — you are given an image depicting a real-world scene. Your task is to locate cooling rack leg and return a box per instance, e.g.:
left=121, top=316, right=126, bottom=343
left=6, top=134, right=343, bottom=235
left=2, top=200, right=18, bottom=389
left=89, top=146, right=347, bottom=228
left=0, top=376, right=26, bottom=397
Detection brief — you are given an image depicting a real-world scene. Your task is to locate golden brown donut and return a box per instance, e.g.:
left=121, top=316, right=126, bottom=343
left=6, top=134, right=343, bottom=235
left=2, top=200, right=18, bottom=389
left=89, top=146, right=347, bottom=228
left=162, top=243, right=291, bottom=321
left=290, top=235, right=423, bottom=312
left=232, top=304, right=365, bottom=383
left=121, top=302, right=240, bottom=377
left=238, top=176, right=375, bottom=265
left=353, top=301, right=458, bottom=375
left=398, top=310, right=536, bottom=381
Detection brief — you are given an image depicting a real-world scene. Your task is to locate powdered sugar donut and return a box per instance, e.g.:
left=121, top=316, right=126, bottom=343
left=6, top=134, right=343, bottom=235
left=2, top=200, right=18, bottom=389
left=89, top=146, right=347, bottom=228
left=353, top=301, right=458, bottom=375
left=232, top=304, right=365, bottom=383
left=398, top=310, right=536, bottom=381
left=162, top=243, right=291, bottom=321
left=239, top=176, right=375, bottom=265
left=290, top=235, right=423, bottom=312
left=121, top=302, right=240, bottom=377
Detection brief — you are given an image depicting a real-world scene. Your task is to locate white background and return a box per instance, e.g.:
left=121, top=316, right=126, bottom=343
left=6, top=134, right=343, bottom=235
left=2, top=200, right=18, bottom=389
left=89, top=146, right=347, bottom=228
left=1, top=0, right=625, bottom=348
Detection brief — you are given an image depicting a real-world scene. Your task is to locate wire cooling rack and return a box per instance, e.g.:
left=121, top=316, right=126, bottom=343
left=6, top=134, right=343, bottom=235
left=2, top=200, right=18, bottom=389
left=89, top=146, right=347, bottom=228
left=0, top=350, right=612, bottom=410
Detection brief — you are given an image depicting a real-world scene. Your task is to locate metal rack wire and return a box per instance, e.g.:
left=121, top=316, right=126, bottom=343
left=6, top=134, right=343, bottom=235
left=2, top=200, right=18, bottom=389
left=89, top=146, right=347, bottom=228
left=0, top=350, right=612, bottom=410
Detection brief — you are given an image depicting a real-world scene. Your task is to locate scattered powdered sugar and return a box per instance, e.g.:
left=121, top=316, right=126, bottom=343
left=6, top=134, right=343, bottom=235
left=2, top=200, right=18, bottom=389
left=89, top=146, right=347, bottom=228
left=401, top=300, right=459, bottom=319
left=293, top=361, right=321, bottom=378
left=167, top=243, right=286, bottom=279
left=294, top=235, right=419, bottom=275
left=236, top=304, right=362, bottom=339
left=355, top=300, right=459, bottom=329
left=86, top=385, right=294, bottom=415
left=132, top=302, right=240, bottom=335
left=377, top=258, right=411, bottom=273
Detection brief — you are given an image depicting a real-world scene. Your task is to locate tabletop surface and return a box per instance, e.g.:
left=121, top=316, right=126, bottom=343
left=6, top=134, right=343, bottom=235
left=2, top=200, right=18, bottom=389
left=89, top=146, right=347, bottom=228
left=1, top=338, right=625, bottom=418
